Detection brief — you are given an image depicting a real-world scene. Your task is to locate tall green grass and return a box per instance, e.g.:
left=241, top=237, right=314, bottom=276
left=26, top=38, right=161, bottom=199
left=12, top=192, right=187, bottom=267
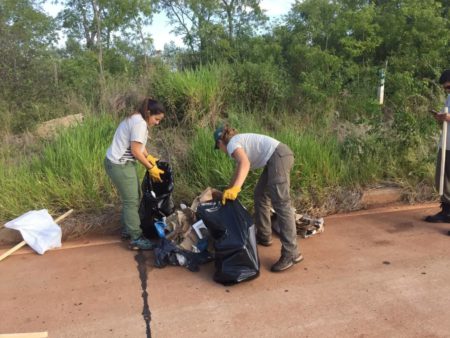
left=0, top=114, right=118, bottom=221
left=151, top=64, right=226, bottom=126
left=0, top=62, right=442, bottom=225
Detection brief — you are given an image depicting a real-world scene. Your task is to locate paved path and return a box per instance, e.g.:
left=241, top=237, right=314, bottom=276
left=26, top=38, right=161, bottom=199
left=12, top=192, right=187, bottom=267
left=1, top=204, right=450, bottom=337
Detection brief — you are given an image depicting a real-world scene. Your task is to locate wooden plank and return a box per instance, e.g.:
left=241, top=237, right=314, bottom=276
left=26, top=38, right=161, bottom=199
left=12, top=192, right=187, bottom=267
left=0, top=332, right=48, bottom=338
left=0, top=209, right=74, bottom=262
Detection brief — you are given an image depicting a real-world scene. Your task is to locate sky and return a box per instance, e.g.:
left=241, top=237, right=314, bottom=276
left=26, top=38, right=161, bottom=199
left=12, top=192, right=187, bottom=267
left=42, top=0, right=297, bottom=50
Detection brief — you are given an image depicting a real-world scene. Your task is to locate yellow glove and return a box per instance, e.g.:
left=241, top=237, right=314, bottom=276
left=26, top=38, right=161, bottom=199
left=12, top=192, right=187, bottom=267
left=149, top=165, right=164, bottom=183
left=146, top=154, right=159, bottom=167
left=222, top=186, right=241, bottom=205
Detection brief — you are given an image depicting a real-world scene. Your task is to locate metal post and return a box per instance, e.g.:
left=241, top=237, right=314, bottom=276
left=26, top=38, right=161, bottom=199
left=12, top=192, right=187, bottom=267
left=377, top=61, right=388, bottom=105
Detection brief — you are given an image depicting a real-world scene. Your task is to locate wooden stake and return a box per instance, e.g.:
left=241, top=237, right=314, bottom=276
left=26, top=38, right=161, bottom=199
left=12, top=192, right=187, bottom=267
left=0, top=209, right=73, bottom=262
left=0, top=332, right=48, bottom=338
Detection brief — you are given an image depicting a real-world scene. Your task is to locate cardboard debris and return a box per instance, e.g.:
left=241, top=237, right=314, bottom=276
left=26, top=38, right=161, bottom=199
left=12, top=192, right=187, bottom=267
left=272, top=209, right=325, bottom=239
left=190, top=187, right=222, bottom=211
left=161, top=187, right=220, bottom=253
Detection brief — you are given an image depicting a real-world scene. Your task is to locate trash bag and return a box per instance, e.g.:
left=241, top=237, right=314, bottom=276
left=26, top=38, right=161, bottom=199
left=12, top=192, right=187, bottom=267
left=139, top=161, right=174, bottom=238
left=196, top=200, right=260, bottom=285
left=154, top=238, right=213, bottom=272
left=5, top=209, right=62, bottom=254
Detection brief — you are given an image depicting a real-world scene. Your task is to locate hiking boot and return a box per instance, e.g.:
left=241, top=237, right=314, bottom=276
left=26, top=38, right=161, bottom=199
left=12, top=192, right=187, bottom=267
left=271, top=253, right=304, bottom=272
left=256, top=236, right=273, bottom=247
left=425, top=203, right=450, bottom=223
left=128, top=236, right=155, bottom=250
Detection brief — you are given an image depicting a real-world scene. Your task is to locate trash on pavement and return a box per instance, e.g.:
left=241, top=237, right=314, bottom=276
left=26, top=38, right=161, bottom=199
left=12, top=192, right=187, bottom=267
left=154, top=238, right=213, bottom=272
left=4, top=209, right=62, bottom=254
left=197, top=199, right=260, bottom=285
left=272, top=208, right=325, bottom=239
left=151, top=188, right=217, bottom=271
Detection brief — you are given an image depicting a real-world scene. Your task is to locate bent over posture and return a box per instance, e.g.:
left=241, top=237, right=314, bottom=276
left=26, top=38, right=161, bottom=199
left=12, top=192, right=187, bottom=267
left=214, top=125, right=303, bottom=272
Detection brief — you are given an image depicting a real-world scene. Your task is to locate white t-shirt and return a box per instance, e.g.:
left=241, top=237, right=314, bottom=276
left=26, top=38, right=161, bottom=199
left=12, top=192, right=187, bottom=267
left=439, top=95, right=450, bottom=149
left=106, top=114, right=148, bottom=164
left=226, top=133, right=280, bottom=169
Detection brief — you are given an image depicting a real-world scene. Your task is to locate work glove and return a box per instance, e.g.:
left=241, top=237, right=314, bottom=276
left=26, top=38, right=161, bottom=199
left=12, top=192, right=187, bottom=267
left=149, top=165, right=164, bottom=183
left=146, top=154, right=159, bottom=167
left=222, top=186, right=241, bottom=205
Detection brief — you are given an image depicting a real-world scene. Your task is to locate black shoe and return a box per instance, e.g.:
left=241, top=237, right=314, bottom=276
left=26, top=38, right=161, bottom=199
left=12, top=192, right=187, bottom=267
left=425, top=210, right=450, bottom=223
left=256, top=236, right=273, bottom=247
left=271, top=253, right=304, bottom=272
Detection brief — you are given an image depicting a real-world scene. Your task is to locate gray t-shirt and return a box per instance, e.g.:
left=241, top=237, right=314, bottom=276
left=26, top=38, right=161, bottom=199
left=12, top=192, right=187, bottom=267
left=106, top=114, right=148, bottom=164
left=226, top=133, right=280, bottom=169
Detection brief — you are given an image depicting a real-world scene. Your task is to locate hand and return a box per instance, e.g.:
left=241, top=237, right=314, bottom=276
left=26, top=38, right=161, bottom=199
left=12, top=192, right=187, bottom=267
left=222, top=186, right=241, bottom=205
left=436, top=113, right=450, bottom=122
left=146, top=154, right=159, bottom=167
left=149, top=165, right=164, bottom=183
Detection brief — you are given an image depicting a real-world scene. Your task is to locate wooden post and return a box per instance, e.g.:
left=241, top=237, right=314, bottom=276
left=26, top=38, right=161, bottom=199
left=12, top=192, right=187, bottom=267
left=0, top=332, right=48, bottom=338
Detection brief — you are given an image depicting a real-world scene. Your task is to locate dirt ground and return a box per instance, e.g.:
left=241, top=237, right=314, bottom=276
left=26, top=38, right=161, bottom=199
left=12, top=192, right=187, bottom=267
left=1, top=203, right=450, bottom=337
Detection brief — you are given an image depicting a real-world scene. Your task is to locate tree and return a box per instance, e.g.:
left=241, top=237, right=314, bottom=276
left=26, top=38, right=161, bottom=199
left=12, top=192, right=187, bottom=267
left=159, top=0, right=266, bottom=64
left=57, top=0, right=157, bottom=77
left=0, top=0, right=59, bottom=130
left=374, top=0, right=448, bottom=102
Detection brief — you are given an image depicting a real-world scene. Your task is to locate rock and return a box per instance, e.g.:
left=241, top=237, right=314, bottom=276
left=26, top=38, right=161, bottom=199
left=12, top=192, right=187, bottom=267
left=361, top=187, right=403, bottom=207
left=35, top=114, right=83, bottom=139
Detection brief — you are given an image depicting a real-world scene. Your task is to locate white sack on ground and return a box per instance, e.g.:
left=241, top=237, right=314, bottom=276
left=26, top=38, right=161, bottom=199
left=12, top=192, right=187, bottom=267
left=5, top=209, right=62, bottom=254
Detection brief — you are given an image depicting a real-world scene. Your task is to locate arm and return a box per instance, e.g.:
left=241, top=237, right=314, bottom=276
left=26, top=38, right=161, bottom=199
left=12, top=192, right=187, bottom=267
left=131, top=141, right=152, bottom=170
left=229, top=147, right=250, bottom=188
left=434, top=112, right=450, bottom=122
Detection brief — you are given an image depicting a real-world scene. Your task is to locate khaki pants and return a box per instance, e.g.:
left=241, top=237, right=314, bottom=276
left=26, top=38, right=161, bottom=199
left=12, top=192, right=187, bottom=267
left=104, top=158, right=143, bottom=240
left=435, top=149, right=450, bottom=205
left=254, top=143, right=299, bottom=258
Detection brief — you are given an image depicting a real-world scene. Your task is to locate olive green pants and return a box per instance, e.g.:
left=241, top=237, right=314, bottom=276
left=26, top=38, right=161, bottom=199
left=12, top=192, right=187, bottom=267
left=254, top=143, right=299, bottom=258
left=104, top=158, right=142, bottom=240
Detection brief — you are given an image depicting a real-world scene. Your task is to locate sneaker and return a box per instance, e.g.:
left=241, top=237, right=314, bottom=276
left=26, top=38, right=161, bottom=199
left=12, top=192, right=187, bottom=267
left=128, top=236, right=155, bottom=250
left=271, top=253, right=304, bottom=272
left=120, top=228, right=131, bottom=241
left=256, top=236, right=273, bottom=247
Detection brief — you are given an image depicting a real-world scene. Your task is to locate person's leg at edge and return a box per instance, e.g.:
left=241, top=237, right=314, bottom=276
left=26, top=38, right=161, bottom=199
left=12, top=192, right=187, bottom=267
left=254, top=167, right=273, bottom=246
left=266, top=144, right=302, bottom=272
left=426, top=150, right=450, bottom=222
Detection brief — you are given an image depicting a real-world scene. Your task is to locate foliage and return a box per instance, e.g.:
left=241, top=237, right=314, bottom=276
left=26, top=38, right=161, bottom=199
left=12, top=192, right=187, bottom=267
left=0, top=0, right=62, bottom=132
left=227, top=61, right=290, bottom=111
left=150, top=63, right=227, bottom=125
left=0, top=114, right=117, bottom=220
left=1, top=0, right=450, bottom=223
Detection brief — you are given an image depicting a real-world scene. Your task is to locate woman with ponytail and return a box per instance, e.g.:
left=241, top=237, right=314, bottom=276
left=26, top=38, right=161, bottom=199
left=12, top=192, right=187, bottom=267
left=105, top=97, right=165, bottom=250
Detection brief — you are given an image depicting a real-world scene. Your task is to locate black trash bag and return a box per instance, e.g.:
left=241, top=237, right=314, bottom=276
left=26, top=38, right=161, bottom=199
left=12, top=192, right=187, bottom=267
left=139, top=161, right=174, bottom=238
left=154, top=238, right=214, bottom=272
left=196, top=200, right=260, bottom=285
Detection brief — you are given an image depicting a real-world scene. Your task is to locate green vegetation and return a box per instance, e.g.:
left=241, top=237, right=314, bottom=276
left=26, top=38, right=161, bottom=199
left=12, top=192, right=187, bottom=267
left=0, top=0, right=449, bottom=224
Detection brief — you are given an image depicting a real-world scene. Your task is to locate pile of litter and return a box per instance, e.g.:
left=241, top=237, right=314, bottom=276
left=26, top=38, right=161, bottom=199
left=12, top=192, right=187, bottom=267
left=272, top=209, right=325, bottom=239
left=296, top=214, right=325, bottom=238
left=142, top=185, right=259, bottom=285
